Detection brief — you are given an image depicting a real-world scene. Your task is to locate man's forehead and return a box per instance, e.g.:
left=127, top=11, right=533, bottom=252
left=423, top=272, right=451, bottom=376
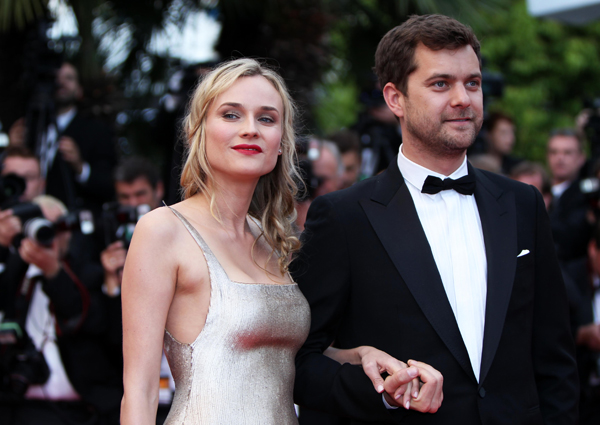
left=116, top=177, right=153, bottom=191
left=3, top=156, right=40, bottom=171
left=548, top=135, right=579, bottom=149
left=412, top=44, right=481, bottom=75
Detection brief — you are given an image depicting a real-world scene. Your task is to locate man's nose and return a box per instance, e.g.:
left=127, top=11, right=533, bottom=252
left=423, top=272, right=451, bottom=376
left=449, top=85, right=471, bottom=108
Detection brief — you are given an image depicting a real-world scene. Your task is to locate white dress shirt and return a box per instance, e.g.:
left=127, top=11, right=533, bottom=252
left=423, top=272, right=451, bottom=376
left=24, top=265, right=80, bottom=400
left=39, top=108, right=90, bottom=183
left=397, top=146, right=487, bottom=382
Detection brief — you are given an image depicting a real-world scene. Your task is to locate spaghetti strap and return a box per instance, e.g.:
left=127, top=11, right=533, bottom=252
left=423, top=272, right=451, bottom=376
left=164, top=204, right=227, bottom=278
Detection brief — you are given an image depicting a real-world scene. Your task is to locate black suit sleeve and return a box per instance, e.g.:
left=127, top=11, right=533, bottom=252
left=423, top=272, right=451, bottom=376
left=292, top=195, right=402, bottom=422
left=531, top=187, right=580, bottom=424
left=75, top=122, right=117, bottom=202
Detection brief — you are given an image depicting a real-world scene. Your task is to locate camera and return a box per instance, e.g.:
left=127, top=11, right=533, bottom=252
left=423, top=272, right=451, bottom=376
left=0, top=173, right=26, bottom=209
left=0, top=321, right=50, bottom=400
left=8, top=202, right=95, bottom=248
left=102, top=202, right=151, bottom=249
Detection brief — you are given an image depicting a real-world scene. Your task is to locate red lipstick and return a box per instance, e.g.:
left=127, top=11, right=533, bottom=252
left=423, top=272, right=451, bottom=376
left=232, top=144, right=263, bottom=155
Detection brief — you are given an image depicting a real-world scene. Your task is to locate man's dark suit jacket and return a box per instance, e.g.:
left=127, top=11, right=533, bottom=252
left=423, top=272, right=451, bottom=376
left=45, top=112, right=117, bottom=212
left=549, top=179, right=591, bottom=262
left=292, top=160, right=579, bottom=425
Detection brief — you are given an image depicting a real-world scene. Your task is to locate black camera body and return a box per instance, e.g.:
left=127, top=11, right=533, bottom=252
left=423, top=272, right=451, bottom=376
left=102, top=203, right=151, bottom=249
left=8, top=203, right=95, bottom=248
left=0, top=322, right=50, bottom=400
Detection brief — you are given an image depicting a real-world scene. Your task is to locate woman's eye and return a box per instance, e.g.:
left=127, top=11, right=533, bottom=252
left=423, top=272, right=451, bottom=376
left=259, top=116, right=275, bottom=123
left=223, top=113, right=239, bottom=119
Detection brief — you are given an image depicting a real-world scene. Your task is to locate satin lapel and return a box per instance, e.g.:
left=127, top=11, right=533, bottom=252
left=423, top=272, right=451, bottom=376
left=471, top=165, right=517, bottom=385
left=360, top=162, right=476, bottom=382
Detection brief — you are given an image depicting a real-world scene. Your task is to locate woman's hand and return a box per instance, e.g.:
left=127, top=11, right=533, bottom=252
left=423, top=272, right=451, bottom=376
left=354, top=346, right=420, bottom=410
left=383, top=359, right=443, bottom=413
left=324, top=346, right=443, bottom=412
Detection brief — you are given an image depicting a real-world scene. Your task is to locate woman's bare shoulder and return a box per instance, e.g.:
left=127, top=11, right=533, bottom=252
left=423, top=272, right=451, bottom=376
left=133, top=205, right=184, bottom=241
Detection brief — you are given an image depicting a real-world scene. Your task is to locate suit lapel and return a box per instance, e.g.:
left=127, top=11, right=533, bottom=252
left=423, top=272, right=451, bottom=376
left=360, top=162, right=476, bottom=381
left=471, top=165, right=517, bottom=385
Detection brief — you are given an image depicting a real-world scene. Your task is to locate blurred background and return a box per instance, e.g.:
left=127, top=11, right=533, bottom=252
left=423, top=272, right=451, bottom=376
left=1, top=0, right=600, bottom=166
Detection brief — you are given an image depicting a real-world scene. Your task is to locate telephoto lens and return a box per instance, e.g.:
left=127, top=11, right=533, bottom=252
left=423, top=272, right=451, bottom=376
left=22, top=217, right=55, bottom=246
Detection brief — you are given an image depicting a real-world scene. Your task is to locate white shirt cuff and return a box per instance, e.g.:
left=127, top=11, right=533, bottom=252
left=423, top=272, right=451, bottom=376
left=76, top=162, right=91, bottom=183
left=102, top=283, right=121, bottom=297
left=382, top=394, right=398, bottom=410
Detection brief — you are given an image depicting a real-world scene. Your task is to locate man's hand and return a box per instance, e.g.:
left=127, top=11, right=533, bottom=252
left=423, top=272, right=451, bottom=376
left=0, top=209, right=21, bottom=247
left=577, top=323, right=600, bottom=351
left=101, top=241, right=126, bottom=295
left=8, top=118, right=26, bottom=146
left=58, top=136, right=83, bottom=174
left=383, top=359, right=443, bottom=413
left=19, top=238, right=62, bottom=279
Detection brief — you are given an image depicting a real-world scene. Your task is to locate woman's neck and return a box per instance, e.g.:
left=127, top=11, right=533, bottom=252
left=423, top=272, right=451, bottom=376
left=192, top=178, right=258, bottom=236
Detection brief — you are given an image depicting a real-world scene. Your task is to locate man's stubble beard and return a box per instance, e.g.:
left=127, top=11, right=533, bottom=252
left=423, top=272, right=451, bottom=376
left=404, top=101, right=483, bottom=159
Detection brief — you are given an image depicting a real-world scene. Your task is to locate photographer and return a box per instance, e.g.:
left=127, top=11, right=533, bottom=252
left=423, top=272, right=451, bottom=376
left=101, top=157, right=163, bottom=297
left=0, top=195, right=121, bottom=424
left=9, top=62, right=117, bottom=213
left=0, top=147, right=46, bottom=267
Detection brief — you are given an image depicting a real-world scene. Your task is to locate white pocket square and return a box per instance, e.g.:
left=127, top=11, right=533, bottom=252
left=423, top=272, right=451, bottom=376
left=517, top=249, right=530, bottom=257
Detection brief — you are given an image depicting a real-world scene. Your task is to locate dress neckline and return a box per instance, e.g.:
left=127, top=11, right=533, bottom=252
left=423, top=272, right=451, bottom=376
left=167, top=205, right=295, bottom=287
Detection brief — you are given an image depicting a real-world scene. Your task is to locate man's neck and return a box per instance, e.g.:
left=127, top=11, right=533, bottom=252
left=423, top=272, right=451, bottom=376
left=56, top=104, right=76, bottom=117
left=402, top=142, right=466, bottom=176
left=552, top=177, right=575, bottom=187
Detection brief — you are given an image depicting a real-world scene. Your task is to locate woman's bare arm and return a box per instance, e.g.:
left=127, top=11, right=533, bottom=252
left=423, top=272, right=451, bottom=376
left=120, top=209, right=179, bottom=425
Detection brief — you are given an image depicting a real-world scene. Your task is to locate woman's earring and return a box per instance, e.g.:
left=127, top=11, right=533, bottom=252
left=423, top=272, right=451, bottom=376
left=278, top=149, right=282, bottom=154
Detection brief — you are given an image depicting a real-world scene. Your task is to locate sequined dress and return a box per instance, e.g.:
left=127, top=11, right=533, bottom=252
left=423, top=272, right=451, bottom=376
left=163, top=207, right=311, bottom=424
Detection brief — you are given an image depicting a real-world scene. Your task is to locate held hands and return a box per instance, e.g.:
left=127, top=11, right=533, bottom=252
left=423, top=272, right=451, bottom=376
left=58, top=136, right=83, bottom=174
left=356, top=347, right=443, bottom=413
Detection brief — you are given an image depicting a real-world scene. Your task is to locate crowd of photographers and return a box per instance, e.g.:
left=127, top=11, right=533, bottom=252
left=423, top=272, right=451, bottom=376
left=1, top=59, right=600, bottom=424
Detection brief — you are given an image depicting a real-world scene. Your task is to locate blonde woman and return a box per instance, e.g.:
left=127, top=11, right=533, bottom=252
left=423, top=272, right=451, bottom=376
left=120, top=59, right=434, bottom=424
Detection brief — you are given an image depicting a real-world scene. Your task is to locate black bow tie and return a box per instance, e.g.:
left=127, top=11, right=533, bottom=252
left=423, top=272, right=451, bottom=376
left=421, top=174, right=476, bottom=195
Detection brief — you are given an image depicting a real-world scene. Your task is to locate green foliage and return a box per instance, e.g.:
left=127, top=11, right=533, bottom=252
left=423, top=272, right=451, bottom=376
left=0, top=0, right=47, bottom=32
left=479, top=0, right=600, bottom=162
left=314, top=77, right=361, bottom=135
left=313, top=0, right=508, bottom=136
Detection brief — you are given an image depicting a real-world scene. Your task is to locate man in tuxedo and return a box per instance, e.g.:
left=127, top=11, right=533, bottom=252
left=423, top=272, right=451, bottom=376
left=293, top=14, right=578, bottom=424
left=9, top=62, right=117, bottom=213
left=547, top=129, right=590, bottom=262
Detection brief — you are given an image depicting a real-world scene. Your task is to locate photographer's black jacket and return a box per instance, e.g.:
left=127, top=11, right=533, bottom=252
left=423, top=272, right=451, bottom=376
left=0, top=244, right=122, bottom=417
left=44, top=112, right=117, bottom=213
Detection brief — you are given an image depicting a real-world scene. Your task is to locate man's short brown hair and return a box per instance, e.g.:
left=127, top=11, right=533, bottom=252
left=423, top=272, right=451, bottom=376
left=374, top=14, right=481, bottom=96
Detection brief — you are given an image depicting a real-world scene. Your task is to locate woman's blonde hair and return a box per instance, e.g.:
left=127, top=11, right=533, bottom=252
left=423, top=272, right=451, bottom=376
left=180, top=58, right=301, bottom=275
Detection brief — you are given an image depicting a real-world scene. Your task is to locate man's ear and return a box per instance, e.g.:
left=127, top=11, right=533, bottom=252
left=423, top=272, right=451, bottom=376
left=382, top=82, right=405, bottom=120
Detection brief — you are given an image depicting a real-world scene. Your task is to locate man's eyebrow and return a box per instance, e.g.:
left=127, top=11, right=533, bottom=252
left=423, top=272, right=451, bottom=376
left=424, top=73, right=455, bottom=83
left=424, top=72, right=482, bottom=83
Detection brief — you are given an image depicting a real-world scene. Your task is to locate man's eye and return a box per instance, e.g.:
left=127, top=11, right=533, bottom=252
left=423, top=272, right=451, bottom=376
left=467, top=81, right=480, bottom=88
left=433, top=81, right=446, bottom=88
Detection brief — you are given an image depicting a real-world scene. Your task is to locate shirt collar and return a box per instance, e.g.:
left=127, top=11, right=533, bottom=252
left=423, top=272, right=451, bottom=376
left=56, top=108, right=77, bottom=133
left=397, top=144, right=469, bottom=192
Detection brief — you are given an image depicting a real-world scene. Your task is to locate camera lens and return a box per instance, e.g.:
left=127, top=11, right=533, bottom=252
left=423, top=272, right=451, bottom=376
left=23, top=217, right=55, bottom=246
